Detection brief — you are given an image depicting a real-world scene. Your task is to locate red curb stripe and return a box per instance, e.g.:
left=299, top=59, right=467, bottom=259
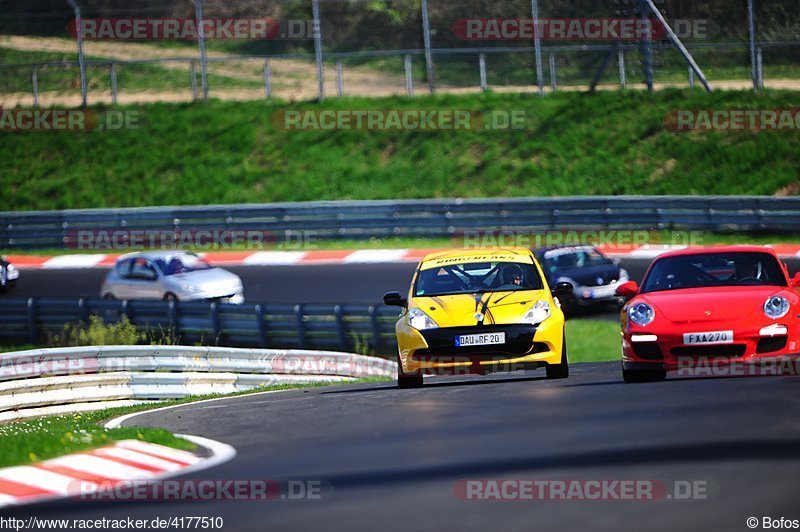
left=110, top=446, right=194, bottom=467
left=87, top=451, right=168, bottom=474
left=34, top=464, right=120, bottom=483
left=0, top=478, right=57, bottom=499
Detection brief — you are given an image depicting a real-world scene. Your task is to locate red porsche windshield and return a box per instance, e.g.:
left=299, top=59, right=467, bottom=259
left=641, top=252, right=787, bottom=293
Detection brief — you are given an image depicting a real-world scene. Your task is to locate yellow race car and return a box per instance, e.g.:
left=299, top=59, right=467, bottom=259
left=384, top=247, right=573, bottom=388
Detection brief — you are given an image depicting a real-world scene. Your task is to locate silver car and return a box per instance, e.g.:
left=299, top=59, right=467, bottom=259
left=101, top=251, right=244, bottom=304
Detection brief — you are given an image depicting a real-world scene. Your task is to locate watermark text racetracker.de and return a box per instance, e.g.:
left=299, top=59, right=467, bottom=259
left=452, top=18, right=716, bottom=41
left=0, top=109, right=140, bottom=132
left=68, top=18, right=317, bottom=40
left=665, top=109, right=800, bottom=132
left=0, top=516, right=224, bottom=531
left=454, top=479, right=713, bottom=501
left=274, top=109, right=527, bottom=131
left=66, top=229, right=320, bottom=250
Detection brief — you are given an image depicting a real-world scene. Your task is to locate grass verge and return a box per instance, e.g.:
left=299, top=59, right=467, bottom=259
left=567, top=318, right=621, bottom=363
left=0, top=378, right=389, bottom=468
left=3, top=89, right=800, bottom=211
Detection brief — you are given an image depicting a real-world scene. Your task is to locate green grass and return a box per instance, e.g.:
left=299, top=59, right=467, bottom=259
left=567, top=318, right=620, bottom=363
left=0, top=377, right=389, bottom=468
left=3, top=89, right=800, bottom=212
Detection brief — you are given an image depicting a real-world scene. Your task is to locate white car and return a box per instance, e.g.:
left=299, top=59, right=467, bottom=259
left=101, top=251, right=244, bottom=303
left=0, top=257, right=19, bottom=293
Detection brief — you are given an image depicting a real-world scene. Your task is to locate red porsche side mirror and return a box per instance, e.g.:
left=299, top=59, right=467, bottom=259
left=615, top=280, right=639, bottom=297
left=792, top=272, right=800, bottom=288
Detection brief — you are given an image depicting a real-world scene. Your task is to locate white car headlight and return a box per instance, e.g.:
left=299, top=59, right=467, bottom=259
left=180, top=283, right=201, bottom=293
left=522, top=300, right=551, bottom=325
left=618, top=268, right=629, bottom=282
left=763, top=296, right=790, bottom=319
left=628, top=302, right=655, bottom=326
left=408, top=308, right=438, bottom=330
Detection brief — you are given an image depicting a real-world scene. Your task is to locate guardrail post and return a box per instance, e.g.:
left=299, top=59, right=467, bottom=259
left=618, top=48, right=626, bottom=88
left=294, top=304, right=307, bottom=349
left=757, top=47, right=764, bottom=89
left=210, top=302, right=220, bottom=344
left=404, top=55, right=413, bottom=96
left=77, top=298, right=89, bottom=323
left=369, top=305, right=381, bottom=352
left=255, top=304, right=267, bottom=347
left=31, top=66, right=39, bottom=108
left=168, top=301, right=180, bottom=344
left=334, top=305, right=347, bottom=350
left=27, top=298, right=37, bottom=344
left=549, top=53, right=557, bottom=91
left=688, top=65, right=695, bottom=88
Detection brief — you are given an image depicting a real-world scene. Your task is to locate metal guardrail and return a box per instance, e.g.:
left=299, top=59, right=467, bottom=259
left=0, top=297, right=401, bottom=354
left=3, top=196, right=800, bottom=250
left=0, top=345, right=397, bottom=422
left=0, top=196, right=800, bottom=249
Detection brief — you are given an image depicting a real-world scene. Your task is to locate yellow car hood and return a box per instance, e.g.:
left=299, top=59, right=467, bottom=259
left=412, top=290, right=546, bottom=326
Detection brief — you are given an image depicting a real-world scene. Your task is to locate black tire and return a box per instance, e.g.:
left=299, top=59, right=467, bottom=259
left=622, top=364, right=667, bottom=383
left=397, top=354, right=423, bottom=389
left=163, top=292, right=179, bottom=302
left=546, top=333, right=569, bottom=379
left=103, top=293, right=116, bottom=300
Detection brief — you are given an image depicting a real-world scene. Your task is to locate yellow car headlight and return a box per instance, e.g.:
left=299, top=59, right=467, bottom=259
left=522, top=300, right=550, bottom=325
left=408, top=307, right=438, bottom=330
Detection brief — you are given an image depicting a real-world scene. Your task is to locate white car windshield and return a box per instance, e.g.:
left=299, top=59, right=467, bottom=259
left=157, top=255, right=213, bottom=276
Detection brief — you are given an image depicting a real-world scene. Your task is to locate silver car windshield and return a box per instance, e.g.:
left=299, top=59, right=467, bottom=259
left=156, top=255, right=213, bottom=276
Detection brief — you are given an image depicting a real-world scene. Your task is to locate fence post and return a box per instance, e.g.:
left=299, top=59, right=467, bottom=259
left=334, top=305, right=347, bottom=351
left=638, top=0, right=654, bottom=92
left=747, top=0, right=758, bottom=92
left=478, top=53, right=487, bottom=92
left=421, top=0, right=435, bottom=94
left=618, top=48, right=626, bottom=88
left=31, top=66, right=39, bottom=108
left=757, top=47, right=764, bottom=89
left=194, top=0, right=209, bottom=101
left=110, top=62, right=118, bottom=104
left=27, top=298, right=37, bottom=344
left=190, top=60, right=198, bottom=101
left=263, top=58, right=271, bottom=98
left=121, top=299, right=131, bottom=321
left=688, top=66, right=695, bottom=88
left=66, top=0, right=87, bottom=107
left=294, top=304, right=307, bottom=349
left=549, top=53, right=557, bottom=91
left=531, top=0, right=544, bottom=95
left=404, top=54, right=413, bottom=96
left=255, top=304, right=267, bottom=348
left=311, top=0, right=325, bottom=101
left=336, top=59, right=344, bottom=97
left=368, top=306, right=381, bottom=352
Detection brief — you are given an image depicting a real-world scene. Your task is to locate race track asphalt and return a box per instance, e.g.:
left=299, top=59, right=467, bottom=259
left=5, top=362, right=800, bottom=531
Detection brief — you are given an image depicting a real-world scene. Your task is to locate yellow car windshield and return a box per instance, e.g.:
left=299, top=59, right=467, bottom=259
left=414, top=261, right=542, bottom=297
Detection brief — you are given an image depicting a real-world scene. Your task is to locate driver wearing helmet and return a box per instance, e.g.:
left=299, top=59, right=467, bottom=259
left=499, top=263, right=524, bottom=288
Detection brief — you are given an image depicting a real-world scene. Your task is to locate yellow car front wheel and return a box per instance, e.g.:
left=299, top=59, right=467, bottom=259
left=397, top=354, right=423, bottom=389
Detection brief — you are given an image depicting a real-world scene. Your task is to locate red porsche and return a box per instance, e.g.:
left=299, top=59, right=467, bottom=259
left=615, top=245, right=800, bottom=382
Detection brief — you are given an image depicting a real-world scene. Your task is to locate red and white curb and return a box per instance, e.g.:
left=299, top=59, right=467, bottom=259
left=0, top=435, right=235, bottom=508
left=7, top=244, right=800, bottom=270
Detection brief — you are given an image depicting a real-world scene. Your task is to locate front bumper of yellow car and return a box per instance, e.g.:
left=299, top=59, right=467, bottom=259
left=396, top=315, right=565, bottom=376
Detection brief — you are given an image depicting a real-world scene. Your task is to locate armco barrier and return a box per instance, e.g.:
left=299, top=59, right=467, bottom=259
left=0, top=345, right=397, bottom=422
left=2, top=196, right=800, bottom=249
left=0, top=298, right=401, bottom=353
